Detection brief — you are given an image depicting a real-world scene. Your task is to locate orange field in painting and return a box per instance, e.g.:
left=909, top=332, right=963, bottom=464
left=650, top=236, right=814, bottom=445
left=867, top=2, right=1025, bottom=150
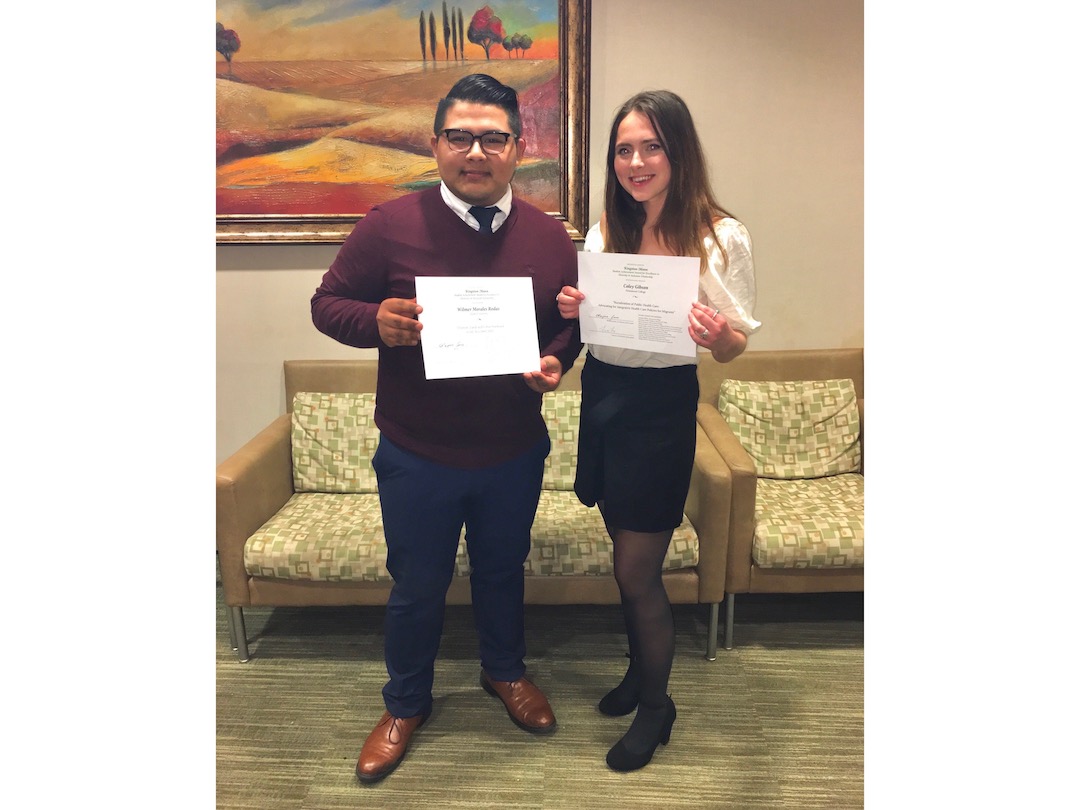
left=216, top=59, right=561, bottom=216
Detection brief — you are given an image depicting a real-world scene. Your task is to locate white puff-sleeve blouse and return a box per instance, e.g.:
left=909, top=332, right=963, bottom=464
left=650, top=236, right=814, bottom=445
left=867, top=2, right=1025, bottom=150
left=581, top=218, right=761, bottom=368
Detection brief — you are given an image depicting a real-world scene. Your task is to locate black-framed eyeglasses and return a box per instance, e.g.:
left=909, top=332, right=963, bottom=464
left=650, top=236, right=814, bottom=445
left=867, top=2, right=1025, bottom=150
left=440, top=129, right=515, bottom=155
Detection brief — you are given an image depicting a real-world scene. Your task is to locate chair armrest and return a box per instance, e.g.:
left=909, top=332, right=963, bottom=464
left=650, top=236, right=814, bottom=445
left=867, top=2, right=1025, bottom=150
left=216, top=414, right=294, bottom=606
left=696, top=403, right=758, bottom=592
left=685, top=423, right=732, bottom=603
left=858, top=397, right=865, bottom=474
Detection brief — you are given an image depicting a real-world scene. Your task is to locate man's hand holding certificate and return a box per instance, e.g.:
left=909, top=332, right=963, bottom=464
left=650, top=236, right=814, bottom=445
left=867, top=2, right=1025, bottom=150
left=576, top=252, right=699, bottom=358
left=415, top=276, right=540, bottom=380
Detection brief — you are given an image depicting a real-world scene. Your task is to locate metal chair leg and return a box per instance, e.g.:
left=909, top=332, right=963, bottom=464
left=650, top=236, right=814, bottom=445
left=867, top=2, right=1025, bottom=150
left=228, top=606, right=250, bottom=662
left=225, top=603, right=238, bottom=650
left=724, top=594, right=735, bottom=650
left=705, top=602, right=719, bottom=660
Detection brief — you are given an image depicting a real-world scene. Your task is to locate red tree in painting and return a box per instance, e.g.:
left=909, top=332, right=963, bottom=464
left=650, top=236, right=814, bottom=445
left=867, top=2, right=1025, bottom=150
left=216, top=22, right=241, bottom=74
left=467, top=6, right=505, bottom=60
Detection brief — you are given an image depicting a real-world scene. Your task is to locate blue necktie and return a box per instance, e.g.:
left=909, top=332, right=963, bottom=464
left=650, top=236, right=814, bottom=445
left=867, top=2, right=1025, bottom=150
left=469, top=205, right=498, bottom=234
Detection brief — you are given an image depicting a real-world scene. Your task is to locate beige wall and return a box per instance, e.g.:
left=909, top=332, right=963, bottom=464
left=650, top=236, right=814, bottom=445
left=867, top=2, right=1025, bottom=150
left=216, top=0, right=863, bottom=462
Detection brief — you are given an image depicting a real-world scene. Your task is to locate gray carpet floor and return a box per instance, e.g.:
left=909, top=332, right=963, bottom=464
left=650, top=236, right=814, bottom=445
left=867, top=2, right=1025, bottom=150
left=217, top=589, right=863, bottom=809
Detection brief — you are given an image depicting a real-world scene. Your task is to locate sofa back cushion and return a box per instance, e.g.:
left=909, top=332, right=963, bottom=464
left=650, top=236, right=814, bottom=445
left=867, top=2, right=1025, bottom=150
left=718, top=378, right=861, bottom=479
left=292, top=392, right=380, bottom=493
left=290, top=388, right=583, bottom=493
left=541, top=389, right=580, bottom=490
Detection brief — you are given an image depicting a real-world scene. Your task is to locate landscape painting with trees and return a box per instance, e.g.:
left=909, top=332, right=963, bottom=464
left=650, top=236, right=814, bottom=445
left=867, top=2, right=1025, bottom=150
left=216, top=0, right=588, bottom=243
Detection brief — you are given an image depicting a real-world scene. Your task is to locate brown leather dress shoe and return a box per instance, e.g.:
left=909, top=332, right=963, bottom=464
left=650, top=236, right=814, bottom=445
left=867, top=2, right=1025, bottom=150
left=355, top=710, right=429, bottom=784
left=480, top=671, right=557, bottom=734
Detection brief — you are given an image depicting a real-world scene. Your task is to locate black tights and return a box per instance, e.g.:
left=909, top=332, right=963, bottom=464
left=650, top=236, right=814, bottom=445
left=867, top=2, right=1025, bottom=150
left=605, top=511, right=675, bottom=707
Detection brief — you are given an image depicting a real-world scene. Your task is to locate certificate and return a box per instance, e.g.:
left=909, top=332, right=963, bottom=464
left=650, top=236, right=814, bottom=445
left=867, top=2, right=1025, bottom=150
left=415, top=276, right=540, bottom=380
left=577, top=252, right=699, bottom=358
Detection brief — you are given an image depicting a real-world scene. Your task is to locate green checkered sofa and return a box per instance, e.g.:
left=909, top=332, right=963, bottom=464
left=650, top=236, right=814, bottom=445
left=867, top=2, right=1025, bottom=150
left=696, top=348, right=864, bottom=649
left=217, top=359, right=734, bottom=662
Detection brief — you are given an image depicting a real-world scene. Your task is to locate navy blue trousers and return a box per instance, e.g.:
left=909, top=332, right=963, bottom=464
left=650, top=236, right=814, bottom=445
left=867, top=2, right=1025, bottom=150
left=371, top=434, right=550, bottom=718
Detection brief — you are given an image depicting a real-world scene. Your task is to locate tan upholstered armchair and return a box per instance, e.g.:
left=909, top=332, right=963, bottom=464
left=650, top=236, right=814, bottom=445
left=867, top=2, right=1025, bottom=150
left=217, top=359, right=734, bottom=662
left=696, top=348, right=864, bottom=649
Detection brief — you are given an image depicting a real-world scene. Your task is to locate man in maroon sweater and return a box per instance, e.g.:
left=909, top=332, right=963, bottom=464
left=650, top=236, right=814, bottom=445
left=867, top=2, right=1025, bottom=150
left=311, top=74, right=581, bottom=785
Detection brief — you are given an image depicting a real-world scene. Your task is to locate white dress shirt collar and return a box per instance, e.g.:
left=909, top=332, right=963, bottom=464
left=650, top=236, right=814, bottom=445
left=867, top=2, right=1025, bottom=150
left=440, top=182, right=512, bottom=233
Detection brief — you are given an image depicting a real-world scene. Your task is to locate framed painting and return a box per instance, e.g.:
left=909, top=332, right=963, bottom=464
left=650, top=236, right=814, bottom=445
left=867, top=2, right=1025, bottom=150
left=216, top=0, right=590, bottom=244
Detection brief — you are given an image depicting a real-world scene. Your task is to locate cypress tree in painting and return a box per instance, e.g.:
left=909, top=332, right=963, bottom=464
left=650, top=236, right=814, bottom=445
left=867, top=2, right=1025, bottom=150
left=419, top=11, right=427, bottom=61
left=429, top=11, right=437, bottom=62
left=442, top=2, right=451, bottom=61
left=451, top=6, right=459, bottom=59
left=458, top=8, right=466, bottom=60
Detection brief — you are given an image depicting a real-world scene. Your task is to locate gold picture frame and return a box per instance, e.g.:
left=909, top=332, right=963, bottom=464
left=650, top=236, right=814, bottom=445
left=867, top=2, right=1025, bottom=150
left=216, top=1, right=590, bottom=244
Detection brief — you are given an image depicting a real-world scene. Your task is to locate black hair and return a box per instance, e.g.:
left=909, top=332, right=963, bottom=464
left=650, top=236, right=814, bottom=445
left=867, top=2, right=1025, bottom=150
left=434, top=73, right=522, bottom=137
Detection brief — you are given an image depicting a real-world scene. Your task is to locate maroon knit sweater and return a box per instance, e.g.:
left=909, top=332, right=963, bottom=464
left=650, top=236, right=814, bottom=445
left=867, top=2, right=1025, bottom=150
left=311, top=186, right=581, bottom=468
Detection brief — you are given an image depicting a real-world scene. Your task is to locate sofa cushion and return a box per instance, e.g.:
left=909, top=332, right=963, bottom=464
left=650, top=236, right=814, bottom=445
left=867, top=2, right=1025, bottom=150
left=244, top=492, right=396, bottom=581
left=752, top=474, right=864, bottom=568
left=291, top=392, right=380, bottom=493
left=244, top=491, right=699, bottom=582
left=528, top=491, right=698, bottom=574
left=718, top=378, right=861, bottom=479
left=541, top=390, right=580, bottom=491
left=291, top=390, right=581, bottom=494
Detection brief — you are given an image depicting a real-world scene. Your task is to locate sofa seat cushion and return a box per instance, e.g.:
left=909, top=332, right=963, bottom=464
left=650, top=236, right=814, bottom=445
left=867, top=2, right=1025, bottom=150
left=244, top=491, right=699, bottom=582
left=753, top=474, right=864, bottom=569
left=528, top=491, right=698, bottom=575
left=244, top=493, right=398, bottom=582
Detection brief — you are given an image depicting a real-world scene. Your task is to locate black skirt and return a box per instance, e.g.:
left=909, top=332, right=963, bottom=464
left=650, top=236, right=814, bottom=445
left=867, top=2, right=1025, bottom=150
left=574, top=353, right=700, bottom=532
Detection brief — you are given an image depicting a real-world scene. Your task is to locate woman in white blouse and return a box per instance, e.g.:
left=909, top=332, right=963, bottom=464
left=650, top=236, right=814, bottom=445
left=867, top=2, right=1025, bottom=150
left=556, top=90, right=760, bottom=772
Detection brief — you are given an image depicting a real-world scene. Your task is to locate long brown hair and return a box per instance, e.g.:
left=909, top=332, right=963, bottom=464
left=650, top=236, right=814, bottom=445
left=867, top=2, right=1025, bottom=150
left=602, top=90, right=734, bottom=272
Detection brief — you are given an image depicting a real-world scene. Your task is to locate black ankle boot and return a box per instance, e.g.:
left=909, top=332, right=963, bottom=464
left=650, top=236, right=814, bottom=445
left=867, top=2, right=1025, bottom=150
left=598, top=653, right=640, bottom=716
left=605, top=696, right=676, bottom=772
